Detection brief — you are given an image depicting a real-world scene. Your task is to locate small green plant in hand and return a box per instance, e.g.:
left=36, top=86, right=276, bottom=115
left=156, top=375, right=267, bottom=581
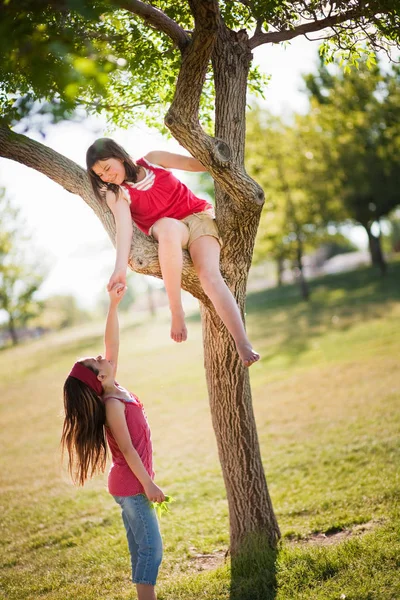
left=151, top=495, right=175, bottom=518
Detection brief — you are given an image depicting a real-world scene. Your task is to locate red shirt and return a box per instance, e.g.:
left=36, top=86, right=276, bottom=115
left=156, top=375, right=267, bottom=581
left=104, top=391, right=154, bottom=496
left=122, top=158, right=213, bottom=235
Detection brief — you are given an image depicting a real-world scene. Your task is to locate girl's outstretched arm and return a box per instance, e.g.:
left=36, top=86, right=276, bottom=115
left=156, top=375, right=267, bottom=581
left=106, top=190, right=133, bottom=290
left=104, top=283, right=126, bottom=378
left=105, top=398, right=165, bottom=503
left=145, top=150, right=207, bottom=173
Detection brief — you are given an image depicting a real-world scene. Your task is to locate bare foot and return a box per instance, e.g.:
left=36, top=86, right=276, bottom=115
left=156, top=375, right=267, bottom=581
left=170, top=311, right=187, bottom=343
left=237, top=343, right=260, bottom=367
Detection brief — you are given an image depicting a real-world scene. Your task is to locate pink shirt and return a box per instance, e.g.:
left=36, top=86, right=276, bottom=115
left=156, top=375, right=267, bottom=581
left=104, top=391, right=154, bottom=496
left=121, top=158, right=213, bottom=235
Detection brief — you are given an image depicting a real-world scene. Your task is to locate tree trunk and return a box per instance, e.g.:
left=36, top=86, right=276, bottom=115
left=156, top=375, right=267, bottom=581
left=204, top=24, right=280, bottom=553
left=274, top=147, right=310, bottom=300
left=201, top=304, right=280, bottom=553
left=8, top=314, right=18, bottom=345
left=276, top=255, right=284, bottom=287
left=365, top=223, right=387, bottom=276
left=294, top=238, right=310, bottom=301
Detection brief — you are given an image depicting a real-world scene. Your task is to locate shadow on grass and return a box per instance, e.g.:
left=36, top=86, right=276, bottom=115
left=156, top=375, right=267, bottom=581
left=230, top=536, right=278, bottom=600
left=246, top=263, right=400, bottom=367
left=247, top=262, right=400, bottom=314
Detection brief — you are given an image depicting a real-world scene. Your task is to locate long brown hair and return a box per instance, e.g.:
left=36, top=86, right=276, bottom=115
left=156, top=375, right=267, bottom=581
left=61, top=363, right=107, bottom=486
left=86, top=137, right=140, bottom=202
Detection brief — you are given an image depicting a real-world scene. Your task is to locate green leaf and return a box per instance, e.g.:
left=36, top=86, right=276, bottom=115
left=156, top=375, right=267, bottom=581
left=150, top=495, right=175, bottom=519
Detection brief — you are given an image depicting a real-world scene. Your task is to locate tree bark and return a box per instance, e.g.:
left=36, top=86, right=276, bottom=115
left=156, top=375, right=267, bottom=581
left=206, top=24, right=280, bottom=553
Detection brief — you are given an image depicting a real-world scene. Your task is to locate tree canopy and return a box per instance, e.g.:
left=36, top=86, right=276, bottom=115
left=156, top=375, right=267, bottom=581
left=246, top=56, right=400, bottom=279
left=1, top=1, right=400, bottom=131
left=303, top=57, right=400, bottom=272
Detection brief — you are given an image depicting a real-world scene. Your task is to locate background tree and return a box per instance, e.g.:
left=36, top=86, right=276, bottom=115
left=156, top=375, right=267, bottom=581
left=245, top=109, right=345, bottom=297
left=36, top=294, right=92, bottom=330
left=303, top=57, right=400, bottom=275
left=0, top=188, right=45, bottom=345
left=0, top=1, right=399, bottom=557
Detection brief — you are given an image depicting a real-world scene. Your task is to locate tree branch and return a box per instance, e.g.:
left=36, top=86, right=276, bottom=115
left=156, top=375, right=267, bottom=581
left=0, top=124, right=209, bottom=304
left=164, top=1, right=264, bottom=209
left=254, top=17, right=263, bottom=38
left=109, top=0, right=190, bottom=50
left=168, top=0, right=219, bottom=123
left=249, top=6, right=369, bottom=49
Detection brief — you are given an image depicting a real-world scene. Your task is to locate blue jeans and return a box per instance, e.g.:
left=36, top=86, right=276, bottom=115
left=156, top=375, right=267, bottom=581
left=113, top=493, right=163, bottom=585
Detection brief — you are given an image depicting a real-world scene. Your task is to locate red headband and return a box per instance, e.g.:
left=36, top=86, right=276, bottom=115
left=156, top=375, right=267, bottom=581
left=69, top=362, right=103, bottom=396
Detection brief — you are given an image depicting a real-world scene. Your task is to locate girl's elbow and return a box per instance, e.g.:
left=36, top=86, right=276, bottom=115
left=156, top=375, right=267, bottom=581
left=120, top=445, right=133, bottom=458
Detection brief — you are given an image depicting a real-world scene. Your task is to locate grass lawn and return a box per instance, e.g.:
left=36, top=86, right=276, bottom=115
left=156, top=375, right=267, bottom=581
left=0, top=262, right=399, bottom=600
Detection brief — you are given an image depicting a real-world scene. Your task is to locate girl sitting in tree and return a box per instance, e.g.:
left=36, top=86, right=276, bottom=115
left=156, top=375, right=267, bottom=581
left=86, top=138, right=259, bottom=367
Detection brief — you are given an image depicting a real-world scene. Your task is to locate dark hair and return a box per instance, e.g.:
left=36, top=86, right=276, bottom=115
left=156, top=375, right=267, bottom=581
left=86, top=138, right=140, bottom=202
left=61, top=362, right=107, bottom=486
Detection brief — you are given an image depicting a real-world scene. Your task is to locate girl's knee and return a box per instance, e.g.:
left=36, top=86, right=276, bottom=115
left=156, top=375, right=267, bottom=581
left=198, top=269, right=224, bottom=293
left=153, top=541, right=163, bottom=569
left=154, top=217, right=175, bottom=230
left=141, top=541, right=162, bottom=566
left=154, top=218, right=180, bottom=238
left=142, top=520, right=163, bottom=568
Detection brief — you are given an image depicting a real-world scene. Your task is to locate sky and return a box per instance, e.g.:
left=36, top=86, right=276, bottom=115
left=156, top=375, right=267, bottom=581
left=0, top=36, right=366, bottom=309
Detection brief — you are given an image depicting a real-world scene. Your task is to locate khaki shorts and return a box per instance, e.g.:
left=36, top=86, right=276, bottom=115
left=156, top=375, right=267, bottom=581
left=181, top=212, right=222, bottom=249
left=150, top=212, right=222, bottom=250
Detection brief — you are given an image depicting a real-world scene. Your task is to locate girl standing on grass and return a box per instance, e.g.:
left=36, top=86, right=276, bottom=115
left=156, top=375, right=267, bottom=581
left=86, top=137, right=260, bottom=367
left=61, top=283, right=164, bottom=600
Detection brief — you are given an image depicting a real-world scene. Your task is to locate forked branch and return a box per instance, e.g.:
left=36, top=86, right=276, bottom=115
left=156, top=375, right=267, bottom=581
left=109, top=0, right=190, bottom=50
